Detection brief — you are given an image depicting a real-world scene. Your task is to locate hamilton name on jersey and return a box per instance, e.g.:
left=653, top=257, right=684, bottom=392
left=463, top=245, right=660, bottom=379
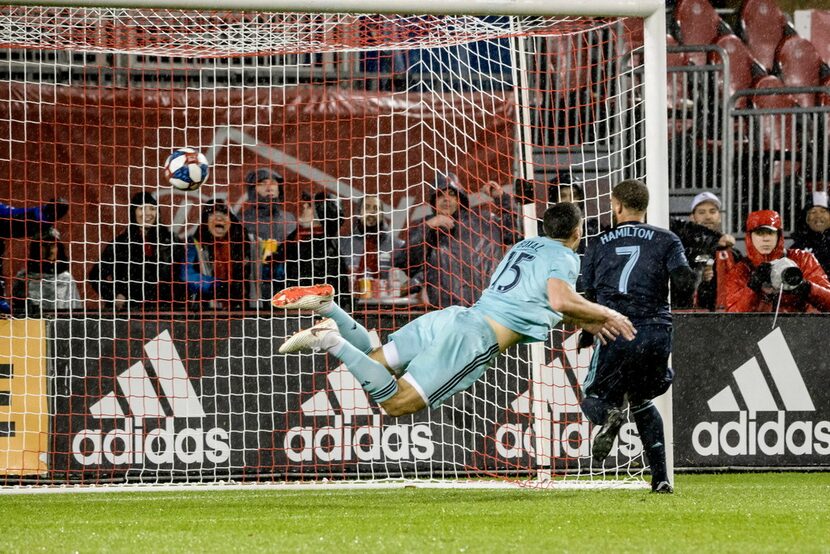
left=600, top=226, right=656, bottom=244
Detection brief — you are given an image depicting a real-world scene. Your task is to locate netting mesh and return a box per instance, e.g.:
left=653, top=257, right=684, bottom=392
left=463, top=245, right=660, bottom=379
left=0, top=7, right=650, bottom=489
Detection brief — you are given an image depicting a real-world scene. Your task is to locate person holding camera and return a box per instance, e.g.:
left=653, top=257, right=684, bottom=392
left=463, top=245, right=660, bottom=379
left=670, top=192, right=740, bottom=311
left=725, top=210, right=830, bottom=313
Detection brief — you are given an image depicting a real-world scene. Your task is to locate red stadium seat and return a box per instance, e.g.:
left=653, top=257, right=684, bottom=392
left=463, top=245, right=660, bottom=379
left=709, top=34, right=765, bottom=108
left=673, top=0, right=729, bottom=65
left=751, top=75, right=798, bottom=108
left=738, top=0, right=791, bottom=72
left=775, top=35, right=824, bottom=107
left=804, top=9, right=830, bottom=65
left=666, top=34, right=689, bottom=68
left=674, top=0, right=722, bottom=46
left=750, top=75, right=798, bottom=152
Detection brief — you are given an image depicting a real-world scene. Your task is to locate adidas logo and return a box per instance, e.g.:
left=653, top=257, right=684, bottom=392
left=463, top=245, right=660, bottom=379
left=283, top=331, right=434, bottom=463
left=693, top=328, right=830, bottom=457
left=493, top=334, right=642, bottom=460
left=71, top=330, right=230, bottom=467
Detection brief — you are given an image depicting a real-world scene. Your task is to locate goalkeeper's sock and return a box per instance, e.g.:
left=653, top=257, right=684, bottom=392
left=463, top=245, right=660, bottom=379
left=632, top=401, right=668, bottom=485
left=329, top=340, right=398, bottom=403
left=318, top=302, right=372, bottom=353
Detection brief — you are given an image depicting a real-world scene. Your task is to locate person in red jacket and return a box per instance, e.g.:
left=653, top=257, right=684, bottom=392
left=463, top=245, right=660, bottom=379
left=725, top=209, right=830, bottom=313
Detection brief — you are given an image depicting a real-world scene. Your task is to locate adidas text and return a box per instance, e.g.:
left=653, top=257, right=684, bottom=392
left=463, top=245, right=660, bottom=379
left=284, top=416, right=434, bottom=462
left=495, top=420, right=642, bottom=459
left=692, top=411, right=830, bottom=456
left=72, top=417, right=231, bottom=466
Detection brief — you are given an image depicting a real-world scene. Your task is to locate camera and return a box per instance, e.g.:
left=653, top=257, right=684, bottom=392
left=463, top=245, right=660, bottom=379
left=693, top=254, right=714, bottom=268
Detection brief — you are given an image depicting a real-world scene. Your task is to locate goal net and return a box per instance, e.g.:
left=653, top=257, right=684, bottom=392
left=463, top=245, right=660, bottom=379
left=0, top=5, right=665, bottom=489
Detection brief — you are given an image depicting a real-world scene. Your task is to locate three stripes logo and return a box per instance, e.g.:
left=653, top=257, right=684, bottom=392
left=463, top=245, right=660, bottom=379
left=71, top=330, right=230, bottom=467
left=692, top=328, right=830, bottom=457
left=283, top=331, right=434, bottom=463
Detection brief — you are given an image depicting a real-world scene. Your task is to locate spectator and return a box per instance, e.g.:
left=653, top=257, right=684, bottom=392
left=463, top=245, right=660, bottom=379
left=479, top=179, right=521, bottom=247
left=678, top=192, right=741, bottom=311
left=546, top=169, right=575, bottom=204
left=394, top=171, right=513, bottom=308
left=11, top=228, right=82, bottom=317
left=0, top=199, right=68, bottom=314
left=791, top=195, right=830, bottom=276
left=275, top=191, right=351, bottom=306
left=547, top=172, right=598, bottom=250
left=239, top=168, right=297, bottom=303
left=725, top=210, right=830, bottom=313
left=667, top=192, right=736, bottom=309
left=182, top=199, right=251, bottom=311
left=89, top=192, right=183, bottom=313
left=341, top=194, right=396, bottom=280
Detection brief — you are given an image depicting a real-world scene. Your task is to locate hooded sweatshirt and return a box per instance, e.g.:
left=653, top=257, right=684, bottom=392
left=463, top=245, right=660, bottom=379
left=89, top=191, right=182, bottom=308
left=725, top=210, right=830, bottom=312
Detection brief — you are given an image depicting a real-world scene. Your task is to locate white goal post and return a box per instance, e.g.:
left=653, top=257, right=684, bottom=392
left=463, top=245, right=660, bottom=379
left=0, top=0, right=670, bottom=490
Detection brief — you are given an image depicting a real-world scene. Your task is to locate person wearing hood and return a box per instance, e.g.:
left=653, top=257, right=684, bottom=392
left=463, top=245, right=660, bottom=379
left=89, top=191, right=182, bottom=312
left=182, top=198, right=251, bottom=311
left=725, top=209, right=830, bottom=313
left=239, top=168, right=297, bottom=303
left=394, top=171, right=515, bottom=308
left=239, top=168, right=296, bottom=243
left=12, top=228, right=82, bottom=317
left=791, top=195, right=830, bottom=275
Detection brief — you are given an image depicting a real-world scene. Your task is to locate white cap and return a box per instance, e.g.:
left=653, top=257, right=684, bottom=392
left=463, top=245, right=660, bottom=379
left=691, top=191, right=722, bottom=212
left=813, top=190, right=828, bottom=208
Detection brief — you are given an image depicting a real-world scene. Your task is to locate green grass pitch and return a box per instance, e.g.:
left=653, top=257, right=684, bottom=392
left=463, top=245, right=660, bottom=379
left=0, top=473, right=828, bottom=553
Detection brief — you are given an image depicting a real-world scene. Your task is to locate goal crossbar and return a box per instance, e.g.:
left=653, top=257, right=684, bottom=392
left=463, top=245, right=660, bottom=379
left=3, top=0, right=664, bottom=18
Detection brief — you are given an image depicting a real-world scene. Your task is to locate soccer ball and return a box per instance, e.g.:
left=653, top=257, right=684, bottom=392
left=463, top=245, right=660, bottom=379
left=163, top=147, right=209, bottom=191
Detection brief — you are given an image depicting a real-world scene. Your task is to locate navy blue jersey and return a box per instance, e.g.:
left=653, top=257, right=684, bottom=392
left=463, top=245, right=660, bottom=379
left=581, top=222, right=688, bottom=324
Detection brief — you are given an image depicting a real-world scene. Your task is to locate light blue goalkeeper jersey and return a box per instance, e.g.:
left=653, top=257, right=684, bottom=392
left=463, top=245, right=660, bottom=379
left=472, top=236, right=580, bottom=342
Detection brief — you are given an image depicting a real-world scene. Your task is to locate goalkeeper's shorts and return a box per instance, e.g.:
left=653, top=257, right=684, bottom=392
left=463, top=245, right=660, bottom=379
left=390, top=306, right=499, bottom=408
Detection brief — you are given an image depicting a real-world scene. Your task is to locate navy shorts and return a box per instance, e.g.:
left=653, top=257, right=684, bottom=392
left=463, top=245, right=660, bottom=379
left=583, top=323, right=674, bottom=407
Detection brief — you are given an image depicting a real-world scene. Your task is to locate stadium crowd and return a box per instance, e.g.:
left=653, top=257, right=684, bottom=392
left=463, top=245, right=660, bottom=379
left=2, top=164, right=828, bottom=318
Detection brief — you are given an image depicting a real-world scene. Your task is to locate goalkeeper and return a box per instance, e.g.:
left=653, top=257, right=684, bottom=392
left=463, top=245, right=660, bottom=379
left=725, top=209, right=830, bottom=313
left=275, top=202, right=635, bottom=417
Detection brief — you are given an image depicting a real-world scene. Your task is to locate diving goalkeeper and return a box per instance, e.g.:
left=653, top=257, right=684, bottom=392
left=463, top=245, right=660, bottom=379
left=276, top=202, right=635, bottom=417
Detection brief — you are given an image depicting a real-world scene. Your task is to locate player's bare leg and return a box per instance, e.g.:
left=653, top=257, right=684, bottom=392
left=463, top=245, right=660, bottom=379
left=380, top=379, right=426, bottom=417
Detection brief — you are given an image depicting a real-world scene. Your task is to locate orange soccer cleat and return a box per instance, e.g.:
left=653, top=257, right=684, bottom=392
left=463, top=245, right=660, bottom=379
left=271, top=283, right=335, bottom=311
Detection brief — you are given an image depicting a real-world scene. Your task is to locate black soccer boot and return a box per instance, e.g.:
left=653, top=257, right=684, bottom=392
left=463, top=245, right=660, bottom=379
left=591, top=407, right=624, bottom=465
left=651, top=481, right=674, bottom=494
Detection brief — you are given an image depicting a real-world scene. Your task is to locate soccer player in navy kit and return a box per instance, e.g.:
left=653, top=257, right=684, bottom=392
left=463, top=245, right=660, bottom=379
left=276, top=203, right=635, bottom=419
left=580, top=179, right=695, bottom=494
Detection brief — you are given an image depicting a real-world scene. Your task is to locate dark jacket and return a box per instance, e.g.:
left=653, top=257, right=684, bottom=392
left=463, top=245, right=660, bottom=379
left=239, top=184, right=297, bottom=243
left=182, top=200, right=251, bottom=310
left=275, top=224, right=352, bottom=307
left=89, top=192, right=183, bottom=310
left=669, top=217, right=741, bottom=310
left=791, top=201, right=830, bottom=275
left=395, top=176, right=515, bottom=308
